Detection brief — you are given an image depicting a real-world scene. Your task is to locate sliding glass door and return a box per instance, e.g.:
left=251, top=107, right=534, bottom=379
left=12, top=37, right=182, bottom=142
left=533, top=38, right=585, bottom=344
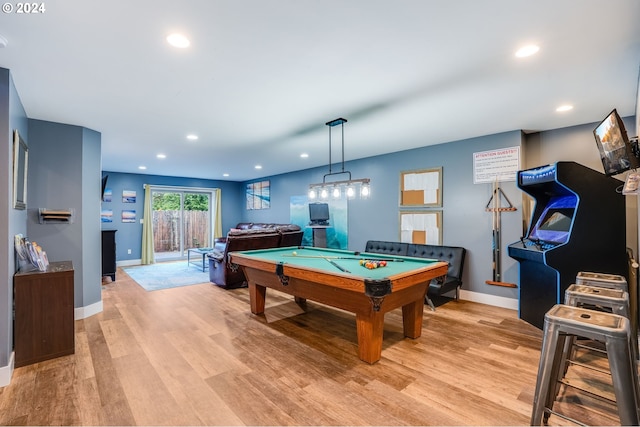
left=183, top=192, right=211, bottom=250
left=152, top=189, right=211, bottom=260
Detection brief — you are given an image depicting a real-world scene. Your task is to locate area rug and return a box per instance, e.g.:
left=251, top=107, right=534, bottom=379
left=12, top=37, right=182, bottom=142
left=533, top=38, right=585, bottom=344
left=123, top=261, right=210, bottom=291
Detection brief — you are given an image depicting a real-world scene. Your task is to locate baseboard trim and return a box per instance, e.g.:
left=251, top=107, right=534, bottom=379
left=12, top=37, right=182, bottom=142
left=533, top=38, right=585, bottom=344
left=0, top=352, right=15, bottom=387
left=117, top=259, right=141, bottom=267
left=74, top=299, right=103, bottom=320
left=459, top=289, right=518, bottom=311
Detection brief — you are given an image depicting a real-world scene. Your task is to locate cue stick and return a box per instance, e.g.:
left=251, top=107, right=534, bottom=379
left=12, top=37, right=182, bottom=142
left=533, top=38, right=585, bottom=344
left=282, top=254, right=406, bottom=262
left=325, top=258, right=351, bottom=273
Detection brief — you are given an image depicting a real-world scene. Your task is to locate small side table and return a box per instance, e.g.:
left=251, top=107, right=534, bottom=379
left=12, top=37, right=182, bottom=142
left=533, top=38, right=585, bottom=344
left=187, top=248, right=212, bottom=272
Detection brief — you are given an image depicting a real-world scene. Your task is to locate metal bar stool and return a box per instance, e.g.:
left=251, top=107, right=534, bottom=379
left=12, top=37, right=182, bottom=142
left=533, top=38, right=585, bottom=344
left=574, top=271, right=637, bottom=360
left=565, top=284, right=630, bottom=318
left=531, top=304, right=639, bottom=426
left=576, top=271, right=628, bottom=292
left=562, top=284, right=636, bottom=379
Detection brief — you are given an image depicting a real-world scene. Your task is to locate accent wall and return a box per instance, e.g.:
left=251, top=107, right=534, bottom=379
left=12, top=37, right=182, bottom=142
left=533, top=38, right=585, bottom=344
left=100, top=172, right=243, bottom=263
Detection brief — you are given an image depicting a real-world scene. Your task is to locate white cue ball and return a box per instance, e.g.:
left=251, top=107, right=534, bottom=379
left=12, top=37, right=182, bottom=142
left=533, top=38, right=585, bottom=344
left=292, top=251, right=297, bottom=256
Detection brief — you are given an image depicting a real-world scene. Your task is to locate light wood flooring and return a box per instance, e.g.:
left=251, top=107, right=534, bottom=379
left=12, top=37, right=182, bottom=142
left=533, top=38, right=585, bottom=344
left=0, top=267, right=626, bottom=425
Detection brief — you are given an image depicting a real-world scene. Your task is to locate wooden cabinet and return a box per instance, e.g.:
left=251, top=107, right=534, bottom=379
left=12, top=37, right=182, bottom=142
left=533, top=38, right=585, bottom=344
left=14, top=261, right=75, bottom=367
left=102, top=230, right=116, bottom=280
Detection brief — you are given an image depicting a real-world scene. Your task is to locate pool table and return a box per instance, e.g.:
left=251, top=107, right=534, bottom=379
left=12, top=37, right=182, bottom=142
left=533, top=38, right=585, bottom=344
left=229, top=246, right=448, bottom=363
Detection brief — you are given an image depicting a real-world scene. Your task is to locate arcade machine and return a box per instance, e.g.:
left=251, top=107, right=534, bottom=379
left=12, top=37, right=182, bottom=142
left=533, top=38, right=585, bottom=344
left=507, top=161, right=626, bottom=329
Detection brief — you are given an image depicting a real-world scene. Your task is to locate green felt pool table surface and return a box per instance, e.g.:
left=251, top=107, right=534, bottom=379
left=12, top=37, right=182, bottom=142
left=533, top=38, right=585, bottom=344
left=230, top=246, right=449, bottom=363
left=232, top=246, right=440, bottom=280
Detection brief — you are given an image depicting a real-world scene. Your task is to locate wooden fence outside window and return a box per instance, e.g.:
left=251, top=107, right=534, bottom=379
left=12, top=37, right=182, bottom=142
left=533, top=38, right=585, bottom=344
left=153, top=210, right=210, bottom=252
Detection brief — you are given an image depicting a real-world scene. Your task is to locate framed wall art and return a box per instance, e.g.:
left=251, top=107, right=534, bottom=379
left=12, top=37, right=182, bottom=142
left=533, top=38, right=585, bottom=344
left=400, top=167, right=442, bottom=207
left=13, top=130, right=28, bottom=210
left=399, top=210, right=442, bottom=245
left=246, top=180, right=270, bottom=210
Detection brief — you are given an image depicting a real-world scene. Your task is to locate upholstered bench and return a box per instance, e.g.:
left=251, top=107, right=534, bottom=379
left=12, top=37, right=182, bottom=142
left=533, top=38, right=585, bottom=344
left=365, top=240, right=466, bottom=310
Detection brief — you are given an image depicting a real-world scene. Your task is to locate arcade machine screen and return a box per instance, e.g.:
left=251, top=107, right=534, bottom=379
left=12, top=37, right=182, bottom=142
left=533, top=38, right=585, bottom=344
left=528, top=196, right=576, bottom=244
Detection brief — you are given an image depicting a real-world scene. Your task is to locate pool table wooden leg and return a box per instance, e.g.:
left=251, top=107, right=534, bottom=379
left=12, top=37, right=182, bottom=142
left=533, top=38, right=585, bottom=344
left=355, top=311, right=385, bottom=364
left=401, top=298, right=424, bottom=339
left=248, top=282, right=266, bottom=314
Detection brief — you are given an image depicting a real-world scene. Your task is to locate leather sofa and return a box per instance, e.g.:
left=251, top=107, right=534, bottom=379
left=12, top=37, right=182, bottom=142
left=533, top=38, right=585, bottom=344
left=364, top=240, right=466, bottom=308
left=208, top=224, right=303, bottom=288
left=214, top=223, right=302, bottom=250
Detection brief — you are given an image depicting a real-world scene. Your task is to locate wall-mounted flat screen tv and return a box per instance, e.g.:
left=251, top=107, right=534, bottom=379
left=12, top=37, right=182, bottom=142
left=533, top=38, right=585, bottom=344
left=593, top=109, right=638, bottom=176
left=101, top=174, right=109, bottom=200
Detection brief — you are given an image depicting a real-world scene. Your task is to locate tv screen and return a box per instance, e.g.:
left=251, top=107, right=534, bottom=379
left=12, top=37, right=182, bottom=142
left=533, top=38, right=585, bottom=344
left=593, top=109, right=638, bottom=176
left=101, top=175, right=108, bottom=200
left=309, top=202, right=330, bottom=224
left=529, top=195, right=577, bottom=243
left=537, top=208, right=574, bottom=232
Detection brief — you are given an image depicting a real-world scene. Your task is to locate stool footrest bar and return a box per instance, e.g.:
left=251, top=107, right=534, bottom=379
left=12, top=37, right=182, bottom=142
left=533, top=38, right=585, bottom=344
left=560, top=378, right=617, bottom=404
left=544, top=408, right=589, bottom=426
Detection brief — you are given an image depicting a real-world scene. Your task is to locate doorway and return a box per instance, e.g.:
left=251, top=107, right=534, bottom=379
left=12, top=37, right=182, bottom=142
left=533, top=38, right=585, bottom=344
left=151, top=188, right=212, bottom=261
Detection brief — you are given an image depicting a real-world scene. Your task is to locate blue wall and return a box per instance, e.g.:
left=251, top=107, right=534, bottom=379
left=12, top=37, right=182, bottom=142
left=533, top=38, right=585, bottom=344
left=1, top=68, right=28, bottom=374
left=101, top=172, right=243, bottom=262
left=27, top=119, right=102, bottom=309
left=241, top=130, right=524, bottom=300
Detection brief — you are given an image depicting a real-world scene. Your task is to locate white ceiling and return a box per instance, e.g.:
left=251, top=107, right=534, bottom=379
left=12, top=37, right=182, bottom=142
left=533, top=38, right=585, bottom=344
left=1, top=0, right=639, bottom=181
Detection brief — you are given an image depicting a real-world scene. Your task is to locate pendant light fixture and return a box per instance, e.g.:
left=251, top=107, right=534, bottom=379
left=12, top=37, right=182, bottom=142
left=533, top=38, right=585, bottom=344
left=308, top=118, right=370, bottom=201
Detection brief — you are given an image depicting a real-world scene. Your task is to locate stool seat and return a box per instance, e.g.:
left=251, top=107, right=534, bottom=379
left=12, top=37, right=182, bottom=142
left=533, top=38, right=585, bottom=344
left=576, top=271, right=628, bottom=292
left=565, top=284, right=630, bottom=317
left=546, top=304, right=628, bottom=336
left=531, top=304, right=639, bottom=426
left=564, top=284, right=630, bottom=319
left=564, top=283, right=635, bottom=362
left=567, top=283, right=627, bottom=298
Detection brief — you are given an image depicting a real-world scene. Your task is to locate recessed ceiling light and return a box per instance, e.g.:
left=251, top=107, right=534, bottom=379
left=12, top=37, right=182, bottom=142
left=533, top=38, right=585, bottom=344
left=138, top=165, right=147, bottom=170
left=157, top=153, right=166, bottom=159
left=300, top=153, right=309, bottom=158
left=186, top=134, right=198, bottom=141
left=515, top=44, right=540, bottom=58
left=223, top=173, right=229, bottom=177
left=556, top=104, right=574, bottom=112
left=255, top=165, right=262, bottom=170
left=167, top=33, right=190, bottom=48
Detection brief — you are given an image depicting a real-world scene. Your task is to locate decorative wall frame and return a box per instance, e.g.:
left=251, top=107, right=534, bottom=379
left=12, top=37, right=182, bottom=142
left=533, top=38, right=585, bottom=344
left=246, top=180, right=270, bottom=210
left=400, top=167, right=442, bottom=207
left=13, top=130, right=28, bottom=210
left=399, top=210, right=442, bottom=245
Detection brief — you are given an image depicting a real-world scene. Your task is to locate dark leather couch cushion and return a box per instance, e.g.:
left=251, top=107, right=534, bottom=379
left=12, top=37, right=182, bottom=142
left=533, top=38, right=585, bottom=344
left=407, top=244, right=466, bottom=280
left=364, top=241, right=409, bottom=256
left=275, top=224, right=301, bottom=232
left=234, top=223, right=253, bottom=230
left=228, top=228, right=278, bottom=237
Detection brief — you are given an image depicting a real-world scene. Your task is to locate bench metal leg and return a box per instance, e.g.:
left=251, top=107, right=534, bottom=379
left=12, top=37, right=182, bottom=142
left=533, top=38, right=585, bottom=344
left=425, top=295, right=435, bottom=311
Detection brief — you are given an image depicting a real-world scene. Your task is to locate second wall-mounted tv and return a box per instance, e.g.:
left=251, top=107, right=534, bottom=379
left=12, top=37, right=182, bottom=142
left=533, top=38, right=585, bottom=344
left=593, top=108, right=638, bottom=176
left=101, top=174, right=109, bottom=201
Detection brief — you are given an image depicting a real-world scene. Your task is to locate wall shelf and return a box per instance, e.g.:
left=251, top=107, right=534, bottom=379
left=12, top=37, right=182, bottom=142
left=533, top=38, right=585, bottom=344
left=38, top=208, right=74, bottom=224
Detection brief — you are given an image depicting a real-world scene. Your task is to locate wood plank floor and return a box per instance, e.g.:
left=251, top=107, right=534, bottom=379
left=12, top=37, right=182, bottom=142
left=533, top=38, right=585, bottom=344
left=0, top=267, right=625, bottom=425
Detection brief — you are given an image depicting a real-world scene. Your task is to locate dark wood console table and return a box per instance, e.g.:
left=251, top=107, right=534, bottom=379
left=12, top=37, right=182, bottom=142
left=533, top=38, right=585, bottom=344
left=14, top=261, right=75, bottom=367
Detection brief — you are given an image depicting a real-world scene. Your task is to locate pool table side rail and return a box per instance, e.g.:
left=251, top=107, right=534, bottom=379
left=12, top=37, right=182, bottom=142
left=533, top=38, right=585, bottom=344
left=229, top=251, right=448, bottom=294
